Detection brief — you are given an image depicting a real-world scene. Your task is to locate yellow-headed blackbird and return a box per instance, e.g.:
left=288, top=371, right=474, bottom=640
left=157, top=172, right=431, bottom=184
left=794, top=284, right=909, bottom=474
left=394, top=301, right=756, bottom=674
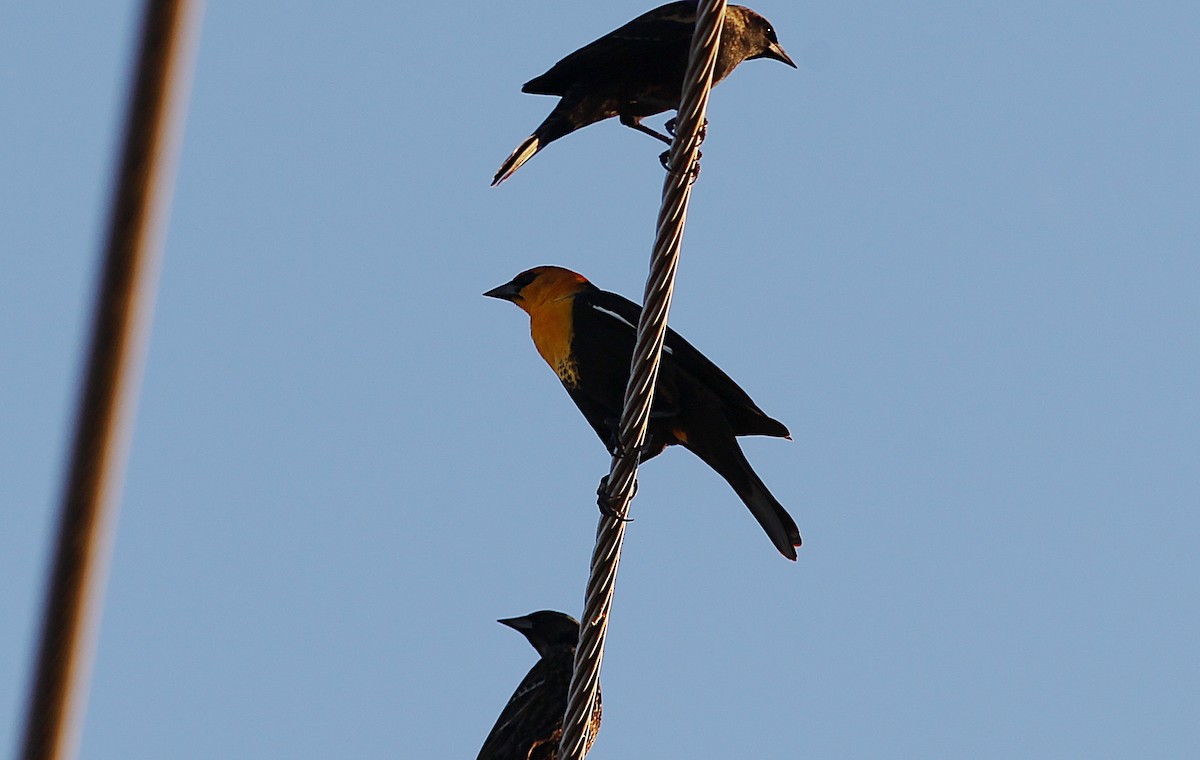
left=477, top=611, right=601, bottom=760
left=485, top=266, right=802, bottom=560
left=492, top=2, right=796, bottom=185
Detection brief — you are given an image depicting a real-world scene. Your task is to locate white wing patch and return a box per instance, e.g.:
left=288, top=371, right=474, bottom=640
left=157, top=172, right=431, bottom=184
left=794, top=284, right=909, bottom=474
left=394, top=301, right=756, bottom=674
left=591, top=304, right=674, bottom=354
left=591, top=304, right=636, bottom=330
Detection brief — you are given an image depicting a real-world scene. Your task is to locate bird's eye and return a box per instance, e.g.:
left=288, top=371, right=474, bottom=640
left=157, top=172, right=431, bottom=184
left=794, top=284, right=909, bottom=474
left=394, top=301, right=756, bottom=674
left=512, top=270, right=538, bottom=291
left=765, top=24, right=778, bottom=42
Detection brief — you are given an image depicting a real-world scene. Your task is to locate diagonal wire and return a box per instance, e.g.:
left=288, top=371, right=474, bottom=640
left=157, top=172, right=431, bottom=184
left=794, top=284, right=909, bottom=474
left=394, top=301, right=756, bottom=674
left=18, top=3, right=203, bottom=759
left=556, top=1, right=728, bottom=757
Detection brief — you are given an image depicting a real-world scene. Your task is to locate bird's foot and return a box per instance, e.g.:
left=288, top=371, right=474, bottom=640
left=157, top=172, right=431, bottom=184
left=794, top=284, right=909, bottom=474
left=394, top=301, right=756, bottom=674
left=659, top=149, right=703, bottom=184
left=665, top=117, right=708, bottom=145
left=596, top=475, right=637, bottom=521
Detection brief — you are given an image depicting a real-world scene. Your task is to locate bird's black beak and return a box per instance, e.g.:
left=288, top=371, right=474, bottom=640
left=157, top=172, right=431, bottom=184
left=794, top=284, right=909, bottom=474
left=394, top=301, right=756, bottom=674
left=483, top=281, right=519, bottom=301
left=497, top=616, right=532, bottom=632
left=759, top=41, right=797, bottom=68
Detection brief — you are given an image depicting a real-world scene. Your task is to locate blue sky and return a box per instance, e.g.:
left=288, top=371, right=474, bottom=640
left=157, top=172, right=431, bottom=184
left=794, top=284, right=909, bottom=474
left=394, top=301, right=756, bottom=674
left=3, top=2, right=1198, bottom=757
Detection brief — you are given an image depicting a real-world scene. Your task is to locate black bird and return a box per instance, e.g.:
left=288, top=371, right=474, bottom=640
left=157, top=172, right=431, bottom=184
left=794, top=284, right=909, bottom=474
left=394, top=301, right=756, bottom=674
left=492, top=1, right=796, bottom=185
left=485, top=266, right=802, bottom=560
left=477, top=611, right=601, bottom=760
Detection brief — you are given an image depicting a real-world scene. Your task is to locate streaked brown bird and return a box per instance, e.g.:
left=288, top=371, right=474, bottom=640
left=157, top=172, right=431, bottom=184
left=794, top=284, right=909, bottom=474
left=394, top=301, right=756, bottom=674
left=484, top=266, right=802, bottom=560
left=492, top=1, right=796, bottom=185
left=477, top=611, right=601, bottom=760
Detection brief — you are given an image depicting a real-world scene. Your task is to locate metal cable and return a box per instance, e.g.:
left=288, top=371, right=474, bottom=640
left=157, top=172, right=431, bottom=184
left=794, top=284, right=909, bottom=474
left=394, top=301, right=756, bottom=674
left=19, top=3, right=202, bottom=759
left=557, top=2, right=728, bottom=757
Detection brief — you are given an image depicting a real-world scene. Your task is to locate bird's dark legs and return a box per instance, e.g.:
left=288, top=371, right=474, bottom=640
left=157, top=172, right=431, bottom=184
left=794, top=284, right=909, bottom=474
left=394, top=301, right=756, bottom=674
left=619, top=114, right=673, bottom=145
left=619, top=114, right=705, bottom=181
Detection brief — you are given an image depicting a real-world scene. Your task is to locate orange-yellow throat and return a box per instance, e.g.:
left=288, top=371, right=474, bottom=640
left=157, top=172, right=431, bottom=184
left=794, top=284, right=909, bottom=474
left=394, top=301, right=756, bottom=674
left=528, top=295, right=580, bottom=387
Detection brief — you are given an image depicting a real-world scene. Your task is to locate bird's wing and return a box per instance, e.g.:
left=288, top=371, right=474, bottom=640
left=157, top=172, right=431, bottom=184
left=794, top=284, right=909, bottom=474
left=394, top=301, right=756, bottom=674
left=575, top=289, right=684, bottom=420
left=522, top=2, right=698, bottom=95
left=662, top=323, right=790, bottom=438
left=585, top=289, right=788, bottom=439
left=477, top=663, right=568, bottom=760
left=565, top=291, right=643, bottom=444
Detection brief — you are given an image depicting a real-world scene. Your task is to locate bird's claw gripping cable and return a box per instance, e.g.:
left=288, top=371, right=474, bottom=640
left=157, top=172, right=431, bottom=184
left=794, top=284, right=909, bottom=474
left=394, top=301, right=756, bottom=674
left=596, top=475, right=636, bottom=521
left=659, top=149, right=703, bottom=184
left=665, top=116, right=708, bottom=146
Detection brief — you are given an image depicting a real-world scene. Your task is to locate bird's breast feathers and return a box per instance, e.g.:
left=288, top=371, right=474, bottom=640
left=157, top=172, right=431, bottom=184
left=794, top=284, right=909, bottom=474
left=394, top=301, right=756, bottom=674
left=529, top=297, right=581, bottom=387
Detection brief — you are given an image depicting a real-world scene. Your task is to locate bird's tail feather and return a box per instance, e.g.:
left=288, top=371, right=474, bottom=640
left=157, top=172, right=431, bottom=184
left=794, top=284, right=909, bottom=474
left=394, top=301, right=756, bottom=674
left=741, top=469, right=802, bottom=561
left=689, top=435, right=801, bottom=560
left=492, top=134, right=541, bottom=186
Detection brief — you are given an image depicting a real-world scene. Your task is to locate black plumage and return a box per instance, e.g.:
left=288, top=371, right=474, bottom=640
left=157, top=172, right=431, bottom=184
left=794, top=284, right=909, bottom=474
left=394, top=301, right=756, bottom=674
left=492, top=2, right=796, bottom=185
left=477, top=611, right=601, bottom=760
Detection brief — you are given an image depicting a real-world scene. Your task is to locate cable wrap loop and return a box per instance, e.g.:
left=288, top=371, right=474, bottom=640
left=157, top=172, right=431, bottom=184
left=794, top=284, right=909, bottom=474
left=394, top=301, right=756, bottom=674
left=557, top=2, right=728, bottom=757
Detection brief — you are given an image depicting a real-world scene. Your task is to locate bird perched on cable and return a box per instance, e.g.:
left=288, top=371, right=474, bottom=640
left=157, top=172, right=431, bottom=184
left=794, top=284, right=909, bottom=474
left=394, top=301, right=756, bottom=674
left=491, top=1, right=796, bottom=185
left=484, top=266, right=802, bottom=560
left=477, top=611, right=600, bottom=760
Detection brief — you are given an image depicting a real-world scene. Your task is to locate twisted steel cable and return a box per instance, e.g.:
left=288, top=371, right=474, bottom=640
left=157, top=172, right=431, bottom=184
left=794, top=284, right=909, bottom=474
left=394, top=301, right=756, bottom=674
left=557, top=1, right=728, bottom=757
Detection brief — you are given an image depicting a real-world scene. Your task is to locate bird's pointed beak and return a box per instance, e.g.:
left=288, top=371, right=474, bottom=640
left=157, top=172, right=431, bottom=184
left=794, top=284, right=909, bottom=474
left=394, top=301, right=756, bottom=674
left=497, top=616, right=532, bottom=632
left=762, top=41, right=797, bottom=68
left=483, top=281, right=519, bottom=301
